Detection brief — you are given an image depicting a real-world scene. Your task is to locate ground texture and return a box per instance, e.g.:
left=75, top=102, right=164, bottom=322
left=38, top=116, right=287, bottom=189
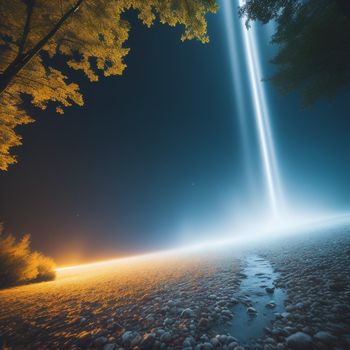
left=0, top=222, right=349, bottom=350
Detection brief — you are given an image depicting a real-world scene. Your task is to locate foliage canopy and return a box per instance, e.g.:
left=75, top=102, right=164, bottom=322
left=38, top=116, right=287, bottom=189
left=0, top=0, right=217, bottom=170
left=239, top=0, right=350, bottom=106
left=0, top=225, right=56, bottom=288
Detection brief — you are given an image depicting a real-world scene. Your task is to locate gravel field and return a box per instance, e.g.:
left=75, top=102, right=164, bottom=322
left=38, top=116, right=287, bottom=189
left=0, top=221, right=349, bottom=350
left=256, top=222, right=350, bottom=350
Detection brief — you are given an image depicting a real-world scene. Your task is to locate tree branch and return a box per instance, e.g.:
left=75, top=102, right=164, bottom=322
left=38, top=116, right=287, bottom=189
left=17, top=0, right=36, bottom=57
left=0, top=0, right=84, bottom=97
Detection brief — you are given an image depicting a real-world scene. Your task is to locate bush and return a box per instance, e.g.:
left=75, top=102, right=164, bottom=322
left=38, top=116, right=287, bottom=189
left=0, top=225, right=56, bottom=289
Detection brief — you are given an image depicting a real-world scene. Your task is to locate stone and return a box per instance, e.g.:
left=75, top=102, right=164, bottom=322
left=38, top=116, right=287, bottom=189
left=181, top=308, right=195, bottom=318
left=140, top=333, right=156, bottom=350
left=155, top=329, right=165, bottom=336
left=160, top=331, right=172, bottom=343
left=121, top=331, right=142, bottom=347
left=286, top=332, right=313, bottom=350
left=314, top=331, right=336, bottom=344
left=226, top=336, right=238, bottom=343
left=200, top=342, right=213, bottom=350
left=265, top=287, right=275, bottom=294
left=218, top=335, right=228, bottom=344
left=283, top=326, right=295, bottom=335
left=295, top=302, right=305, bottom=309
left=183, top=340, right=192, bottom=348
left=222, top=309, right=233, bottom=318
left=266, top=301, right=276, bottom=309
left=228, top=342, right=238, bottom=350
left=265, top=337, right=276, bottom=345
left=210, top=338, right=220, bottom=347
left=103, top=344, right=116, bottom=350
left=247, top=307, right=257, bottom=315
left=163, top=317, right=174, bottom=325
left=200, top=335, right=210, bottom=343
left=167, top=300, right=176, bottom=307
left=94, top=336, right=108, bottom=347
left=285, top=305, right=295, bottom=312
left=198, top=318, right=209, bottom=329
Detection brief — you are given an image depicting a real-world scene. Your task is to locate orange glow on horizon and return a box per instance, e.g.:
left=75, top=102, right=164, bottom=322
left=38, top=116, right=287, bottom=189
left=55, top=211, right=350, bottom=273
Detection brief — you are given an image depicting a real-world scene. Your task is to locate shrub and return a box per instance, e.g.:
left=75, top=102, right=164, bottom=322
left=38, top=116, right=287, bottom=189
left=0, top=225, right=56, bottom=289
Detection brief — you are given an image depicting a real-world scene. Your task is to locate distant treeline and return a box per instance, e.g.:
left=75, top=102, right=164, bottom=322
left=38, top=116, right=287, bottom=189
left=0, top=225, right=56, bottom=289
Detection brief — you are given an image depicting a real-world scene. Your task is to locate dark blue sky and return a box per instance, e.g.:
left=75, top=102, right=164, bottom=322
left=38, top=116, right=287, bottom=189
left=0, top=5, right=349, bottom=264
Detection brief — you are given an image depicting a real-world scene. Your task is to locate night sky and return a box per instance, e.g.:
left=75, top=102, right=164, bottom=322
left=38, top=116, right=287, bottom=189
left=0, top=5, right=349, bottom=265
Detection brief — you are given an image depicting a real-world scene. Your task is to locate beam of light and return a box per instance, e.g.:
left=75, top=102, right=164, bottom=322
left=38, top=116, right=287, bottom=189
left=223, top=0, right=284, bottom=218
left=238, top=2, right=281, bottom=217
left=56, top=212, right=350, bottom=273
left=222, top=0, right=253, bottom=191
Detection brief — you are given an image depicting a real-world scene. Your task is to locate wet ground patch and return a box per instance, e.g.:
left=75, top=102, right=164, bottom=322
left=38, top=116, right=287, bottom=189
left=214, top=254, right=286, bottom=346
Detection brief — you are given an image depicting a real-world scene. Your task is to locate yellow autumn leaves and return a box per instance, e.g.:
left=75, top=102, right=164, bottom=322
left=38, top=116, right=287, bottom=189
left=0, top=0, right=217, bottom=170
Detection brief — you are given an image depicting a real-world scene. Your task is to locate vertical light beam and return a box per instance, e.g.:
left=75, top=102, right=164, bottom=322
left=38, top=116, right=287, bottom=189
left=224, top=0, right=283, bottom=218
left=222, top=0, right=254, bottom=194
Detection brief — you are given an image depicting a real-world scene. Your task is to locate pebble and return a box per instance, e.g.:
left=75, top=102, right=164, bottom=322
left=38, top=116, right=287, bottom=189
left=103, top=344, right=116, bottom=350
left=94, top=336, right=108, bottom=347
left=195, top=342, right=213, bottom=350
left=198, top=317, right=209, bottom=329
left=163, top=317, right=174, bottom=325
left=139, top=333, right=155, bottom=349
left=121, top=331, right=142, bottom=347
left=2, top=225, right=349, bottom=350
left=247, top=307, right=257, bottom=315
left=210, top=337, right=220, bottom=347
left=181, top=308, right=195, bottom=318
left=286, top=332, right=313, bottom=349
left=265, top=301, right=276, bottom=309
left=159, top=331, right=172, bottom=343
left=265, top=287, right=275, bottom=294
left=314, top=331, right=337, bottom=344
left=227, top=341, right=238, bottom=349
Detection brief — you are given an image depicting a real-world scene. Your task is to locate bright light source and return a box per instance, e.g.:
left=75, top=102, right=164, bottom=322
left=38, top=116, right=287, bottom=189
left=56, top=212, right=350, bottom=273
left=238, top=0, right=283, bottom=218
left=223, top=0, right=284, bottom=219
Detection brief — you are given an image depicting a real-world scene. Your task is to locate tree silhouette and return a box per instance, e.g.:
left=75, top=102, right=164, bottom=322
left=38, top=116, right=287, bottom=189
left=0, top=224, right=56, bottom=289
left=239, top=0, right=350, bottom=106
left=0, top=0, right=217, bottom=170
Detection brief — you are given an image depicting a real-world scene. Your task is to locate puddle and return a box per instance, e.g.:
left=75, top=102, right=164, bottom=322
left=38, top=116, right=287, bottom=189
left=215, top=254, right=286, bottom=345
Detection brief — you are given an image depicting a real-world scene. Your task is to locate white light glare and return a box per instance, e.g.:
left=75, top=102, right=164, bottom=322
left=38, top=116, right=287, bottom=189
left=56, top=212, right=350, bottom=272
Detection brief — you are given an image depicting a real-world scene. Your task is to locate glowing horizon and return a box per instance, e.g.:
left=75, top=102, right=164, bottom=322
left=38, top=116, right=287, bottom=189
left=56, top=211, right=350, bottom=272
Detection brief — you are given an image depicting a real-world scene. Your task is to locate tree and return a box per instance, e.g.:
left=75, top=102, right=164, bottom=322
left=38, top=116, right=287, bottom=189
left=0, top=225, right=56, bottom=288
left=239, top=0, right=350, bottom=106
left=0, top=0, right=217, bottom=170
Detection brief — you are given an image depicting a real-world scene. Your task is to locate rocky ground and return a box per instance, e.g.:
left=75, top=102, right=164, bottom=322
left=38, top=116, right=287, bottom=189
left=0, top=221, right=349, bottom=350
left=256, top=223, right=350, bottom=350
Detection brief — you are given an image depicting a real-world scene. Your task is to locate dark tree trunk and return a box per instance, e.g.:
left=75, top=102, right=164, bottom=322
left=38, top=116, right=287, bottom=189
left=0, top=0, right=84, bottom=97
